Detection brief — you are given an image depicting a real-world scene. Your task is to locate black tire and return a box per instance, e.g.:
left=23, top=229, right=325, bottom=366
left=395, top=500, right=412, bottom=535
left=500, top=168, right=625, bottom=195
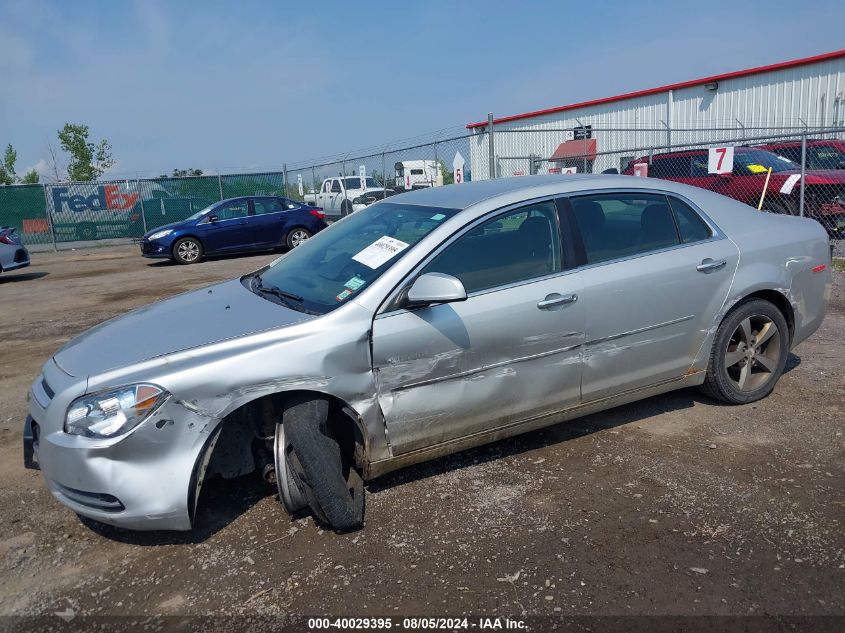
left=340, top=200, right=354, bottom=216
left=75, top=223, right=97, bottom=241
left=285, top=227, right=311, bottom=250
left=281, top=394, right=364, bottom=531
left=172, top=237, right=203, bottom=265
left=700, top=299, right=789, bottom=404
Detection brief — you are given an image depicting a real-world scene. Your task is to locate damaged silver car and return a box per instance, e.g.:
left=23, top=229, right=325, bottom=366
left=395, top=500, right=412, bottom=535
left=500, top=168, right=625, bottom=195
left=24, top=175, right=831, bottom=531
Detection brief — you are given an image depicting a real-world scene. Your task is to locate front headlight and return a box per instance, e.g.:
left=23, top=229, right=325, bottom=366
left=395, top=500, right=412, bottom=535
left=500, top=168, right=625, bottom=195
left=65, top=384, right=170, bottom=438
left=148, top=229, right=173, bottom=240
left=352, top=197, right=363, bottom=205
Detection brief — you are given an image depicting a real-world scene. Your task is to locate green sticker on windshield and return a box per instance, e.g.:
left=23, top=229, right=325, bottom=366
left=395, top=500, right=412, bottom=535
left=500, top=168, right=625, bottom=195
left=345, top=276, right=366, bottom=290
left=336, top=289, right=353, bottom=302
left=431, top=213, right=446, bottom=221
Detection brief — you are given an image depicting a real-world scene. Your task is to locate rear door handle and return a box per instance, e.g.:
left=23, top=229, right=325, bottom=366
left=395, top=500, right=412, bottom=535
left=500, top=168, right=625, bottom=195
left=696, top=259, right=727, bottom=273
left=537, top=293, right=578, bottom=310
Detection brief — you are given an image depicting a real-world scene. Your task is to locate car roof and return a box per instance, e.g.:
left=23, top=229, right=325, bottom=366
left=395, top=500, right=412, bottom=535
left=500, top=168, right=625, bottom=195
left=383, top=173, right=707, bottom=210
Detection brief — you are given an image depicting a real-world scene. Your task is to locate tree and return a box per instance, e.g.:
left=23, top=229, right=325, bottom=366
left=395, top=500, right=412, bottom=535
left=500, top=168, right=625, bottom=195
left=438, top=159, right=454, bottom=185
left=57, top=123, right=115, bottom=181
left=21, top=169, right=39, bottom=184
left=159, top=168, right=204, bottom=178
left=0, top=144, right=17, bottom=185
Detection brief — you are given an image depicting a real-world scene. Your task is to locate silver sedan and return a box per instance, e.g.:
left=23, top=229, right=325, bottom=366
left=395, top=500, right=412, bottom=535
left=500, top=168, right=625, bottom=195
left=24, top=175, right=831, bottom=532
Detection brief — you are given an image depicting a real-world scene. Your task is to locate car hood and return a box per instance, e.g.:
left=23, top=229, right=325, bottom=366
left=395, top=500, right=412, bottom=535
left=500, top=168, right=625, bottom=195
left=53, top=278, right=315, bottom=378
left=143, top=221, right=186, bottom=238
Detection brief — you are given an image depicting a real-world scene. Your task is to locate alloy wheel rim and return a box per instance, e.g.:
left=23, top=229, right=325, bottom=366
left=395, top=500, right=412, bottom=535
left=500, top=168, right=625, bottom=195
left=724, top=314, right=782, bottom=392
left=178, top=241, right=199, bottom=261
left=291, top=230, right=308, bottom=247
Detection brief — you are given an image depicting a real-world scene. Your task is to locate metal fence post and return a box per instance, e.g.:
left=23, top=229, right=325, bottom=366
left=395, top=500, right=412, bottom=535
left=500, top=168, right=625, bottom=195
left=283, top=163, right=289, bottom=197
left=311, top=166, right=316, bottom=194
left=487, top=112, right=495, bottom=179
left=42, top=184, right=58, bottom=252
left=342, top=158, right=349, bottom=216
left=137, top=179, right=148, bottom=233
left=217, top=174, right=224, bottom=201
left=381, top=151, right=386, bottom=190
left=799, top=132, right=807, bottom=217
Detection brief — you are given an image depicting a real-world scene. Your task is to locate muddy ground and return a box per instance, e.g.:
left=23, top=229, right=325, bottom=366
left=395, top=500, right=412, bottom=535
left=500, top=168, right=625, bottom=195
left=0, top=245, right=842, bottom=623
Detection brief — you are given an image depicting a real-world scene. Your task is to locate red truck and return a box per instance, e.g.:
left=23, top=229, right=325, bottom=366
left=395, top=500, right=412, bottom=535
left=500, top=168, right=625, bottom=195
left=623, top=146, right=845, bottom=235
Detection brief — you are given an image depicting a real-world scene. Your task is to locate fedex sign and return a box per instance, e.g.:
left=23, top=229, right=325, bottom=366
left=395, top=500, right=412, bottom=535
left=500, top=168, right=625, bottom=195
left=51, top=184, right=140, bottom=214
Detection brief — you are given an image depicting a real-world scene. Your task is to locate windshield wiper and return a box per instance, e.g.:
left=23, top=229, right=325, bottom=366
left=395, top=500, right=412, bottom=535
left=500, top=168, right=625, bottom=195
left=252, top=275, right=316, bottom=313
left=258, top=285, right=303, bottom=303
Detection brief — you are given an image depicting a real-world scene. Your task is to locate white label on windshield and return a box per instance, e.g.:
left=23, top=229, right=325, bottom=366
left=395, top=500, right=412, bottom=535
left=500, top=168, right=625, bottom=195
left=352, top=236, right=410, bottom=269
left=780, top=174, right=801, bottom=194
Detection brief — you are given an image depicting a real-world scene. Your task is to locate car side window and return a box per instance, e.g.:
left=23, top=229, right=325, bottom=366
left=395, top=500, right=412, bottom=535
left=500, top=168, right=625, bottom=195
left=569, top=192, right=679, bottom=265
left=214, top=200, right=250, bottom=221
left=253, top=199, right=283, bottom=215
left=331, top=180, right=342, bottom=193
left=421, top=201, right=561, bottom=294
left=667, top=196, right=712, bottom=243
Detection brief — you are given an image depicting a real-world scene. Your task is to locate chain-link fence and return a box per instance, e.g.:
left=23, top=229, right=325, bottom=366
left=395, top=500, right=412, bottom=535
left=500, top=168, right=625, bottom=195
left=2, top=124, right=843, bottom=248
left=476, top=124, right=845, bottom=234
left=0, top=171, right=288, bottom=246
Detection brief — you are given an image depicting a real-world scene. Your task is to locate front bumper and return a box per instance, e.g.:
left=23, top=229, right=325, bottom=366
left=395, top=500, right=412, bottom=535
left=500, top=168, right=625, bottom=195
left=2, top=247, right=30, bottom=271
left=26, top=375, right=219, bottom=531
left=139, top=239, right=171, bottom=259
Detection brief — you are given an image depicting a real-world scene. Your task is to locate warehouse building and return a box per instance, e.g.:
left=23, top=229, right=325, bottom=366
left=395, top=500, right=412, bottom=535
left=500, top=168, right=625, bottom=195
left=467, top=49, right=845, bottom=179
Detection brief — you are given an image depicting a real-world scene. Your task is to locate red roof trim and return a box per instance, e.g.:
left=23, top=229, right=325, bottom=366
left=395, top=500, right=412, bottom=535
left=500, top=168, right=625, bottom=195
left=466, top=49, right=845, bottom=129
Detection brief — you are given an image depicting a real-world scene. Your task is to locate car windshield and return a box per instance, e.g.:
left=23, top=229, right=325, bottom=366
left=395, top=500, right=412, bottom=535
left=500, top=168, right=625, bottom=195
left=735, top=149, right=797, bottom=174
left=250, top=202, right=459, bottom=314
left=183, top=204, right=216, bottom=221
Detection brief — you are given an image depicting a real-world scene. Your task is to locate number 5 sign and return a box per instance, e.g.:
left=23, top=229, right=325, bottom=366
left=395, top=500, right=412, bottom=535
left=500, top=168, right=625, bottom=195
left=708, top=146, right=735, bottom=174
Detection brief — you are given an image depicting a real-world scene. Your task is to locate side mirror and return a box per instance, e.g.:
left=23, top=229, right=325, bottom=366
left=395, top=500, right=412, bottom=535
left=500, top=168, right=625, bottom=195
left=404, top=273, right=467, bottom=309
left=208, top=215, right=219, bottom=222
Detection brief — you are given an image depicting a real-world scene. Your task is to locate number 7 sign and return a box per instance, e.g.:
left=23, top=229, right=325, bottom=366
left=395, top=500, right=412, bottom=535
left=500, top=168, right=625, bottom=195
left=708, top=146, right=734, bottom=175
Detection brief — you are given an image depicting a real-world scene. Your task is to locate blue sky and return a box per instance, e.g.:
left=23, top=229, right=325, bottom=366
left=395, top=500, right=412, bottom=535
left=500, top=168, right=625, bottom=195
left=2, top=0, right=844, bottom=179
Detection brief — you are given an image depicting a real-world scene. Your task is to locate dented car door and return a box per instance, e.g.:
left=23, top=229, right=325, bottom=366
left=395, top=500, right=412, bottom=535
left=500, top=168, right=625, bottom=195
left=371, top=199, right=585, bottom=455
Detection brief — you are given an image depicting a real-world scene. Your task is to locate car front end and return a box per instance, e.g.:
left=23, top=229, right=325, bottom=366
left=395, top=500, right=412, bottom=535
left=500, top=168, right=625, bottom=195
left=21, top=272, right=380, bottom=531
left=139, top=224, right=182, bottom=259
left=0, top=227, right=31, bottom=272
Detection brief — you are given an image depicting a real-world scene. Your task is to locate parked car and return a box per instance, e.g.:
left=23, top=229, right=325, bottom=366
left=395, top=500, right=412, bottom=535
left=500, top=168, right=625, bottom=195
left=757, top=139, right=845, bottom=171
left=304, top=177, right=389, bottom=216
left=0, top=227, right=30, bottom=273
left=24, top=175, right=830, bottom=532
left=139, top=196, right=328, bottom=264
left=622, top=146, right=845, bottom=235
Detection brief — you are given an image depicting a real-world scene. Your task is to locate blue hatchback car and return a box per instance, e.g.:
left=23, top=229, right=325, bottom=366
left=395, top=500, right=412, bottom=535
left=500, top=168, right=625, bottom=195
left=140, top=196, right=328, bottom=264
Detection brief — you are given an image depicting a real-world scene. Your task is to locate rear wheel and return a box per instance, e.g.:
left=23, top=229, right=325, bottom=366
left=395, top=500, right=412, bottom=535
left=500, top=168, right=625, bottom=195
left=700, top=299, right=789, bottom=404
left=285, top=227, right=311, bottom=250
left=340, top=200, right=354, bottom=216
left=172, top=237, right=203, bottom=265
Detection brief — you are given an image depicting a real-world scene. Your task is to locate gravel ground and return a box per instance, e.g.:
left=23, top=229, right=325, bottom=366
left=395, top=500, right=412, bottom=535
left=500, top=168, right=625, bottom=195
left=0, top=245, right=842, bottom=625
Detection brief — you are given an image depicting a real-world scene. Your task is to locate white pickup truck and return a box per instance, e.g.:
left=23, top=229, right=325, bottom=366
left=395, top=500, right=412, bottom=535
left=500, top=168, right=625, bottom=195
left=304, top=176, right=388, bottom=216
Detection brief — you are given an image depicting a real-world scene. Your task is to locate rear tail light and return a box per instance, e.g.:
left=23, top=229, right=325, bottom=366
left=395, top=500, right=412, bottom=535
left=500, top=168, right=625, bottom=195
left=812, top=264, right=827, bottom=274
left=309, top=209, right=326, bottom=220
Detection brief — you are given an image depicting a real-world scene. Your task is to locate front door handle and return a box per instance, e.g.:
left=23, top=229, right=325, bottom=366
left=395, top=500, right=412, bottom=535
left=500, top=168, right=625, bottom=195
left=537, top=293, right=578, bottom=310
left=696, top=259, right=727, bottom=273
